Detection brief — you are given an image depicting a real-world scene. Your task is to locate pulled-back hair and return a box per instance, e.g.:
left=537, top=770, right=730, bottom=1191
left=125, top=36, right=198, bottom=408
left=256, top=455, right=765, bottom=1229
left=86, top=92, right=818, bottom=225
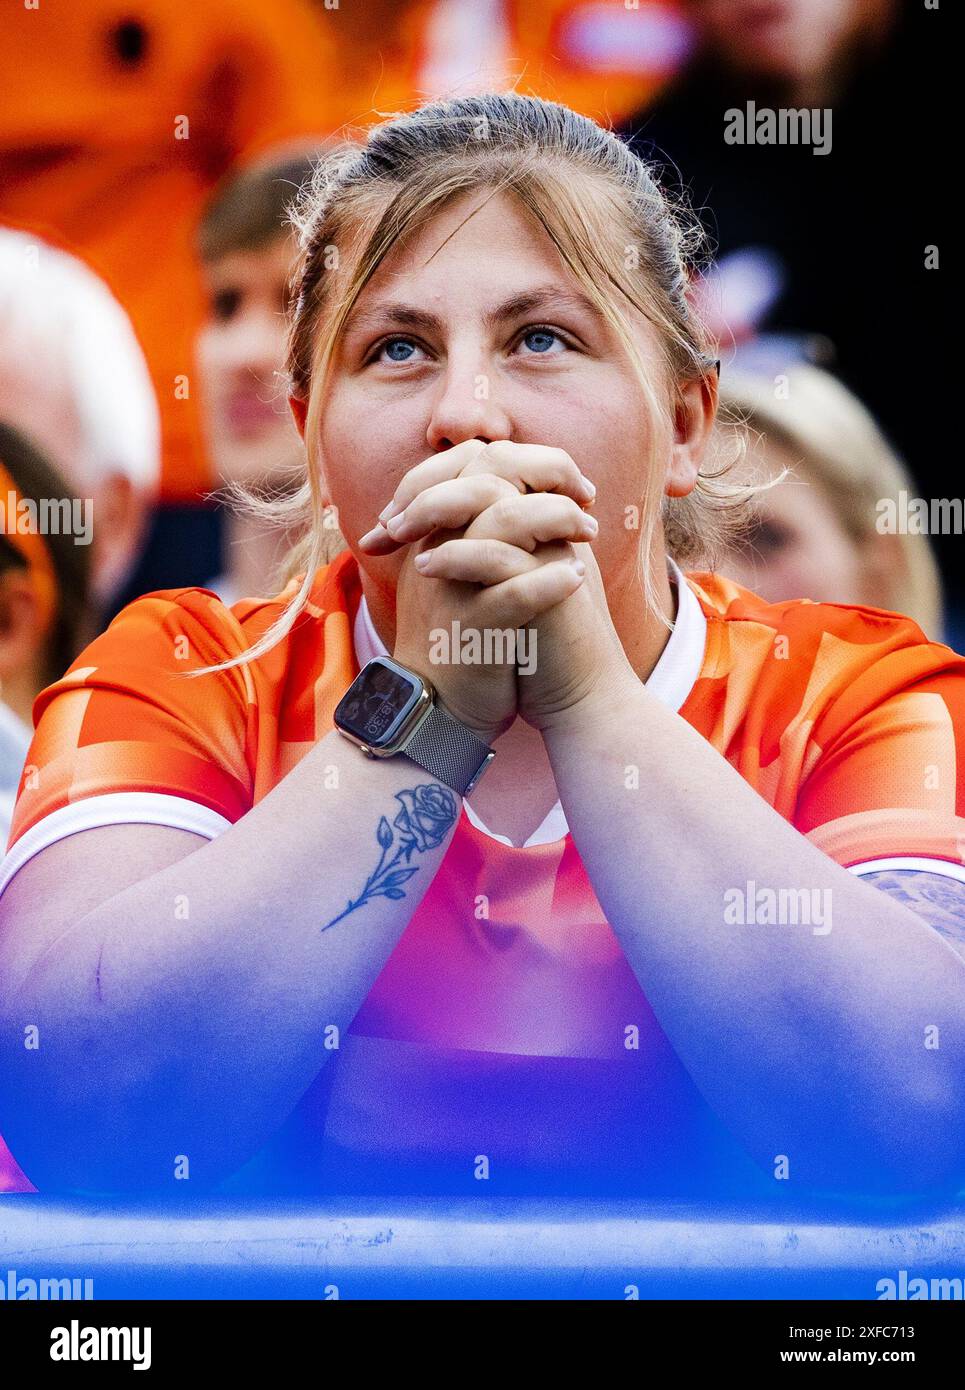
left=189, top=91, right=759, bottom=679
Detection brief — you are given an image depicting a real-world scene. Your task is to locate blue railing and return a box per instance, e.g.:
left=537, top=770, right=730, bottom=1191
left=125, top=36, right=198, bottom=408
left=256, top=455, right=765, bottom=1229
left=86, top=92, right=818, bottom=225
left=1, top=1194, right=963, bottom=1298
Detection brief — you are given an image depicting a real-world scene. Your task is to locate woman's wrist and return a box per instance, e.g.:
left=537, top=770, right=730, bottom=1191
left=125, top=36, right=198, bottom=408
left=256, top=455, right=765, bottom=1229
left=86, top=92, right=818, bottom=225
left=534, top=666, right=644, bottom=741
left=434, top=699, right=506, bottom=749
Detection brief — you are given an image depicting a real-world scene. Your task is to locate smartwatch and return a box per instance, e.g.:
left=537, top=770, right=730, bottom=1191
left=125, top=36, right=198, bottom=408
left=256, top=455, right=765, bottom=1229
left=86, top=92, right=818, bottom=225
left=333, top=655, right=496, bottom=797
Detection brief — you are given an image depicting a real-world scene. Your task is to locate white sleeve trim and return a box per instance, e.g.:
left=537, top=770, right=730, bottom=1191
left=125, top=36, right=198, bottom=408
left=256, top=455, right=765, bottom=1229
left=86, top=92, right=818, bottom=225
left=847, top=856, right=965, bottom=884
left=0, top=793, right=233, bottom=901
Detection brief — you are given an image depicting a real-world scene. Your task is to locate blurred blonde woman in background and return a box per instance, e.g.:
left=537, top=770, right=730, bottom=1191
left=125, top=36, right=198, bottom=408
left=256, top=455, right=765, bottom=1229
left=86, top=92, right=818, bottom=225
left=713, top=365, right=943, bottom=640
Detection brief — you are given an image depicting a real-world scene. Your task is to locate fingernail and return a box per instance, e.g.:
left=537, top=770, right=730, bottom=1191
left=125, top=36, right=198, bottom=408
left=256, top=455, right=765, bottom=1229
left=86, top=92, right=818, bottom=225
left=579, top=476, right=596, bottom=500
left=582, top=513, right=599, bottom=534
left=379, top=499, right=401, bottom=522
left=358, top=526, right=384, bottom=547
left=572, top=560, right=587, bottom=576
left=385, top=510, right=407, bottom=535
left=414, top=549, right=435, bottom=570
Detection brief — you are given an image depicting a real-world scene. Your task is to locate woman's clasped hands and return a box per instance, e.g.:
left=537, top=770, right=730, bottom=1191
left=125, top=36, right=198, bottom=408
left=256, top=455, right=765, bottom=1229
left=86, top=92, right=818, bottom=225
left=358, top=439, right=639, bottom=741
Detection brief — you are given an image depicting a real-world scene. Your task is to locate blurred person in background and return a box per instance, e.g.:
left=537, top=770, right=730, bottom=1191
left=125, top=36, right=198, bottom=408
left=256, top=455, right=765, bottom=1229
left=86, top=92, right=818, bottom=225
left=195, top=150, right=347, bottom=607
left=0, top=420, right=95, bottom=1192
left=618, top=2, right=953, bottom=612
left=0, top=230, right=160, bottom=617
left=711, top=366, right=943, bottom=641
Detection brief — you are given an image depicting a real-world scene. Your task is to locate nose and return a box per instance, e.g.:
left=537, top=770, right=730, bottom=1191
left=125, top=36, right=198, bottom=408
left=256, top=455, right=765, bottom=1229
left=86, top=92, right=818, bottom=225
left=425, top=355, right=514, bottom=453
left=229, top=309, right=284, bottom=376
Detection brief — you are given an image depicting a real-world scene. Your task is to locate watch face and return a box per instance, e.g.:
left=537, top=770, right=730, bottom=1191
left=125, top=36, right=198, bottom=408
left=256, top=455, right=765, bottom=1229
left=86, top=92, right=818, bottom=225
left=334, top=658, right=423, bottom=747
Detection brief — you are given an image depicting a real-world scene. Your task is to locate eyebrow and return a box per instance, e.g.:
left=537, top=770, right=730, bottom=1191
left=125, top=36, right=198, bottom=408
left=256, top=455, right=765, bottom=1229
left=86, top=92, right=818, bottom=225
left=342, top=284, right=606, bottom=339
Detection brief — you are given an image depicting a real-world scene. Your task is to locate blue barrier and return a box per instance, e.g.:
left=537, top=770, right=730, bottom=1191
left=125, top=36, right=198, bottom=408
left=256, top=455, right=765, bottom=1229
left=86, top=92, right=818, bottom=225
left=1, top=1194, right=963, bottom=1298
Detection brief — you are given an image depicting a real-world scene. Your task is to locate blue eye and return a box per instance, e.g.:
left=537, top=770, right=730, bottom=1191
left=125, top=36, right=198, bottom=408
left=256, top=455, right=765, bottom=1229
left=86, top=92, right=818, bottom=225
left=517, top=327, right=566, bottom=355
left=376, top=336, right=420, bottom=364
left=517, top=325, right=570, bottom=358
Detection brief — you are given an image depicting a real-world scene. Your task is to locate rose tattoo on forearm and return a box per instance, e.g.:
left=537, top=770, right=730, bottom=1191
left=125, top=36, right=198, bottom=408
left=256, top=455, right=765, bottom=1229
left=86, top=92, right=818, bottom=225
left=320, top=783, right=457, bottom=931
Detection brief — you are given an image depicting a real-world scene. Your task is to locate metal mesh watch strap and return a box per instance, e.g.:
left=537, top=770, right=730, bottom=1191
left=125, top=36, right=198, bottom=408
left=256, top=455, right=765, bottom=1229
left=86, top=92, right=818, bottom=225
left=402, top=703, right=495, bottom=796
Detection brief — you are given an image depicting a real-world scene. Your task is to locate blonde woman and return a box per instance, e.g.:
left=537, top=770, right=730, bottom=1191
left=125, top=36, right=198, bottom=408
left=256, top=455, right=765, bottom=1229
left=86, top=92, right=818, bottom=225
left=714, top=365, right=943, bottom=639
left=0, top=94, right=963, bottom=1202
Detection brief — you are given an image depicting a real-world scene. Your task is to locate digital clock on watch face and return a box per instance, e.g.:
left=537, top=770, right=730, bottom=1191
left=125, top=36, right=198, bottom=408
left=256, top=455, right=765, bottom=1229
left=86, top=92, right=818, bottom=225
left=334, top=657, right=424, bottom=748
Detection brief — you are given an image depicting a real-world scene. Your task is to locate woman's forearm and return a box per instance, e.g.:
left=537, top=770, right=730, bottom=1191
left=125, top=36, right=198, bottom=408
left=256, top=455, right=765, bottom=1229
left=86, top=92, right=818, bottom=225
left=540, top=678, right=965, bottom=1193
left=3, top=728, right=462, bottom=1190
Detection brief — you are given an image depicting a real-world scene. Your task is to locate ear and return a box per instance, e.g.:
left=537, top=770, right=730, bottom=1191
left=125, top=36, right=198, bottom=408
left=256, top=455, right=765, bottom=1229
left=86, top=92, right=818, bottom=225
left=665, top=370, right=719, bottom=499
left=287, top=390, right=332, bottom=504
left=0, top=569, right=44, bottom=678
left=288, top=393, right=308, bottom=440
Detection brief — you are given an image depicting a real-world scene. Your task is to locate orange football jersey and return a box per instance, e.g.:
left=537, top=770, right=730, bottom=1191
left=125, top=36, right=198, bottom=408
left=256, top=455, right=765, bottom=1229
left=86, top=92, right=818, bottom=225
left=2, top=551, right=964, bottom=1194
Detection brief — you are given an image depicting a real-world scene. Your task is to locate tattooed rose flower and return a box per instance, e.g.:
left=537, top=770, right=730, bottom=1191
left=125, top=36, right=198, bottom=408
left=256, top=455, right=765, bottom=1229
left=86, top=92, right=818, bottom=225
left=393, top=784, right=457, bottom=852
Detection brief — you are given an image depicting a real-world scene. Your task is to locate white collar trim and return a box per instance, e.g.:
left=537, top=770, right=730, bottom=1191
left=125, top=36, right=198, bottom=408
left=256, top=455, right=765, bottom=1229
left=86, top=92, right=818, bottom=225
left=352, top=556, right=707, bottom=848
